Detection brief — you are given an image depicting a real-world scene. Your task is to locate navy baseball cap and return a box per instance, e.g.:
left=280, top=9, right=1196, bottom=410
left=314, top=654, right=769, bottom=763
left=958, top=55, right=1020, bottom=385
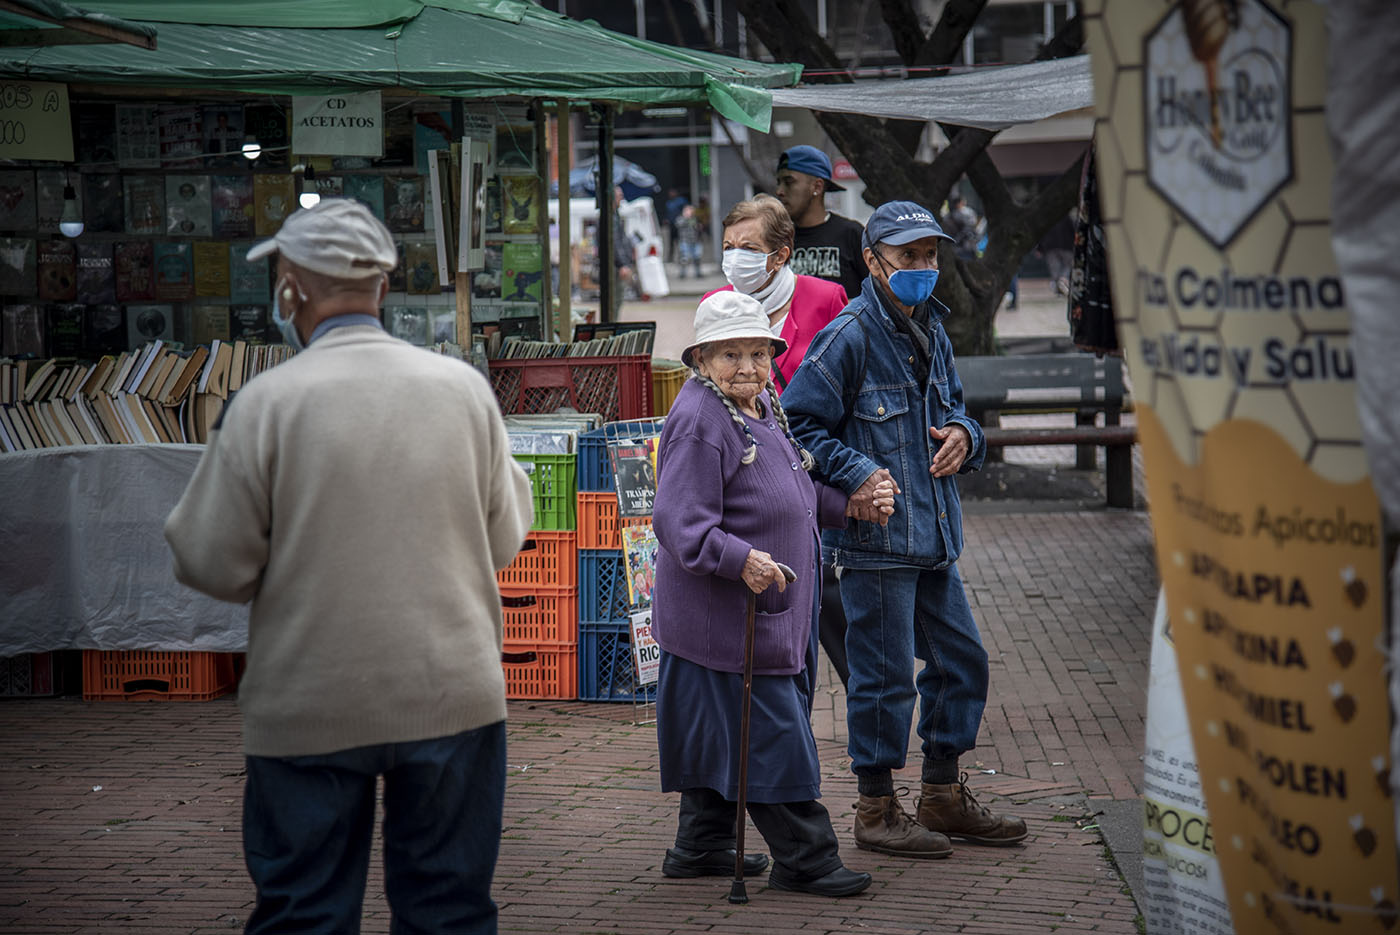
left=777, top=144, right=845, bottom=192
left=861, top=200, right=954, bottom=249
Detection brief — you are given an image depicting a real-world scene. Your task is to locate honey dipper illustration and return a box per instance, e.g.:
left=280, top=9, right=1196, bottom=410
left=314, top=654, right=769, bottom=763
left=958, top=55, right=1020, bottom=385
left=1181, top=0, right=1240, bottom=148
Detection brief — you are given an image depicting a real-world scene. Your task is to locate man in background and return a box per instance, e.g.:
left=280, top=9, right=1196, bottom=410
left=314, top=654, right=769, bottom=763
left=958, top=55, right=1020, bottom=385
left=776, top=144, right=866, bottom=299
left=164, top=198, right=533, bottom=934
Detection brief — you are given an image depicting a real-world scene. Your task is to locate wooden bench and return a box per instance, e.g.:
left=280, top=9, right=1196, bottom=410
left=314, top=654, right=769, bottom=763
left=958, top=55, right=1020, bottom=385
left=957, top=353, right=1135, bottom=508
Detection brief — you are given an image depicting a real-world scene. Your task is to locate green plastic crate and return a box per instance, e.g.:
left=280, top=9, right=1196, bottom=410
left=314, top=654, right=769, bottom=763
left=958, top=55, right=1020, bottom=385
left=513, top=453, right=577, bottom=530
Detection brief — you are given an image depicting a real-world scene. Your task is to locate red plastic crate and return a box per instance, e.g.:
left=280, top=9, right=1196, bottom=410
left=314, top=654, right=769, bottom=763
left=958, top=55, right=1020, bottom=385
left=82, top=651, right=237, bottom=702
left=501, top=641, right=579, bottom=699
left=496, top=531, right=578, bottom=589
left=500, top=586, right=579, bottom=644
left=576, top=492, right=652, bottom=550
left=489, top=355, right=652, bottom=423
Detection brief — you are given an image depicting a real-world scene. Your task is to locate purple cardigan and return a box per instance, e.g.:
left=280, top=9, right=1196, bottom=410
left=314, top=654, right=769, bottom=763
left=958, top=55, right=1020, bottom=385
left=651, top=379, right=848, bottom=675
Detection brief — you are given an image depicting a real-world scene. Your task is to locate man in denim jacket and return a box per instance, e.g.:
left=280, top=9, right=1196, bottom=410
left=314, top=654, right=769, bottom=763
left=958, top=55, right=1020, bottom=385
left=784, top=201, right=1026, bottom=859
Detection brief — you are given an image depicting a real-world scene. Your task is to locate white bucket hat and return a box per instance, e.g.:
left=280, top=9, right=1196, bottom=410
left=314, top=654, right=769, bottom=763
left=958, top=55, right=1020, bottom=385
left=246, top=197, right=397, bottom=279
left=681, top=291, right=788, bottom=367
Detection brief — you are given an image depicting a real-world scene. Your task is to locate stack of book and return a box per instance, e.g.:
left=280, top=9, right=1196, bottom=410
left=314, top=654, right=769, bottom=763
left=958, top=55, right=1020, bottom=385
left=0, top=339, right=294, bottom=451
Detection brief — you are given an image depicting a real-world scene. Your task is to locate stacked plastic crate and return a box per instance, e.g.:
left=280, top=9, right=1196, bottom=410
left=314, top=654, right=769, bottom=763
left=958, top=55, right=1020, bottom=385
left=576, top=421, right=661, bottom=702
left=497, top=419, right=592, bottom=699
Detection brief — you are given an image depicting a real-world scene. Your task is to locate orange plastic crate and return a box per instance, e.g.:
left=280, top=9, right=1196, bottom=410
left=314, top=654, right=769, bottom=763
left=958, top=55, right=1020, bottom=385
left=82, top=651, right=237, bottom=702
left=496, top=531, right=578, bottom=589
left=577, top=491, right=652, bottom=551
left=500, top=586, right=579, bottom=644
left=501, top=641, right=579, bottom=699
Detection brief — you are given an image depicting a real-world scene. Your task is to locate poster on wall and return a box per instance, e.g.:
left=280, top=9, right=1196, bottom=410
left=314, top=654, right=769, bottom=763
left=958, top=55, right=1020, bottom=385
left=291, top=91, right=383, bottom=157
left=1084, top=1, right=1397, bottom=931
left=0, top=80, right=72, bottom=162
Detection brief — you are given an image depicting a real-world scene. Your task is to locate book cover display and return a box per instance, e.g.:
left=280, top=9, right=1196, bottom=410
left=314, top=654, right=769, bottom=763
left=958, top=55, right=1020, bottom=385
left=230, top=304, right=269, bottom=344
left=83, top=174, right=124, bottom=234
left=229, top=246, right=270, bottom=304
left=191, top=305, right=230, bottom=345
left=154, top=242, right=194, bottom=302
left=610, top=439, right=658, bottom=518
left=36, top=240, right=77, bottom=303
left=166, top=175, right=213, bottom=237
left=501, top=175, right=539, bottom=235
left=46, top=304, right=84, bottom=357
left=75, top=242, right=115, bottom=305
left=212, top=175, right=254, bottom=238
left=0, top=170, right=36, bottom=232
left=387, top=240, right=407, bottom=293
left=193, top=242, right=230, bottom=297
left=472, top=243, right=502, bottom=299
left=157, top=105, right=203, bottom=168
left=385, top=175, right=425, bottom=233
left=343, top=174, right=385, bottom=220
left=74, top=102, right=117, bottom=165
left=34, top=170, right=72, bottom=235
left=385, top=306, right=429, bottom=345
left=0, top=239, right=36, bottom=296
left=114, top=242, right=155, bottom=303
left=1, top=304, right=44, bottom=357
left=243, top=103, right=289, bottom=169
left=501, top=241, right=543, bottom=303
left=404, top=241, right=439, bottom=295
left=621, top=524, right=659, bottom=608
left=126, top=304, right=174, bottom=345
left=116, top=104, right=159, bottom=168
left=84, top=304, right=125, bottom=355
left=253, top=174, right=295, bottom=236
left=202, top=105, right=244, bottom=168
left=123, top=176, right=165, bottom=235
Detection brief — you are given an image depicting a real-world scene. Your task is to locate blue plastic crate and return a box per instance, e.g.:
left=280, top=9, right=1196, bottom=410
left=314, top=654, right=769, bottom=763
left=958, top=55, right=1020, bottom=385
left=579, top=619, right=657, bottom=703
left=579, top=549, right=631, bottom=622
left=577, top=419, right=666, bottom=492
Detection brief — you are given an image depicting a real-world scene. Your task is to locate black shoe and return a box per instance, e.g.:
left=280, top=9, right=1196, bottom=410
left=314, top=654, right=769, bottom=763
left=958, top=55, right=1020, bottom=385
left=768, top=865, right=873, bottom=897
left=663, top=847, right=769, bottom=878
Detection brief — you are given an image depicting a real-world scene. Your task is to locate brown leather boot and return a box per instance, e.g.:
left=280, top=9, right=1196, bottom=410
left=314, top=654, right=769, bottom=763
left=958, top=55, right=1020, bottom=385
left=853, top=790, right=953, bottom=859
left=917, top=773, right=1028, bottom=846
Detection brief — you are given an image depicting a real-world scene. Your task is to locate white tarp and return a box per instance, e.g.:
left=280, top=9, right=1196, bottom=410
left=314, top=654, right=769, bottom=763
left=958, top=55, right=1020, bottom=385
left=769, top=54, right=1092, bottom=130
left=0, top=444, right=248, bottom=654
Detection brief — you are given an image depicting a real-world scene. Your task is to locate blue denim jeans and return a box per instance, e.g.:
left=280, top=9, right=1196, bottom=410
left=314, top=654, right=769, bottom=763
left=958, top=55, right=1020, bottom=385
left=242, top=721, right=506, bottom=935
left=839, top=564, right=988, bottom=775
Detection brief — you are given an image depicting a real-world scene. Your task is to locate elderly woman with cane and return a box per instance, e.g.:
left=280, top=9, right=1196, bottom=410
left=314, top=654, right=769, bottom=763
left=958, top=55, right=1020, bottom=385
left=651, top=291, right=891, bottom=899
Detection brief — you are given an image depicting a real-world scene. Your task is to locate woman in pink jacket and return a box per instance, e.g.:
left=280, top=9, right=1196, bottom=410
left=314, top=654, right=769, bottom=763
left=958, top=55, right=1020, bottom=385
left=707, top=195, right=849, bottom=392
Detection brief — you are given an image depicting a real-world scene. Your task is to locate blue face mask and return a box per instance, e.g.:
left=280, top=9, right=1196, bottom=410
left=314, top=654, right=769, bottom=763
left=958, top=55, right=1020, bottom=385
left=886, top=267, right=939, bottom=306
left=272, top=276, right=306, bottom=351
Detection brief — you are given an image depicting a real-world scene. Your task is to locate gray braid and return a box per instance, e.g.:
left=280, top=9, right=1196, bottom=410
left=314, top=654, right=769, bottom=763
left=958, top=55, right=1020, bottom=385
left=691, top=371, right=758, bottom=464
left=768, top=385, right=816, bottom=471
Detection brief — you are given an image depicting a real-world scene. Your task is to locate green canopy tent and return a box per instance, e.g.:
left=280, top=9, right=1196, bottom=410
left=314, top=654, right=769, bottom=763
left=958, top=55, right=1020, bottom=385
left=0, top=0, right=798, bottom=131
left=0, top=0, right=155, bottom=50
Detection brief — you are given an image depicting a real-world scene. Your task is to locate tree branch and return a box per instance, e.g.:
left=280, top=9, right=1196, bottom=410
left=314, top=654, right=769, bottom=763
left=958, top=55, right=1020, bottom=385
left=876, top=0, right=927, bottom=66
left=910, top=0, right=988, bottom=68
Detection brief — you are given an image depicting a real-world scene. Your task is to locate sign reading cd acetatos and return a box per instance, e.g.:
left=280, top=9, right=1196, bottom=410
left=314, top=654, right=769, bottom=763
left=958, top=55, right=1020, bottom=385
left=1144, top=0, right=1292, bottom=248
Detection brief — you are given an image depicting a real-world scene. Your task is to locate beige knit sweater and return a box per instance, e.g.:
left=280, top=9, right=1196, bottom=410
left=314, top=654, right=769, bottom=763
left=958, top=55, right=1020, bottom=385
left=165, top=325, right=533, bottom=756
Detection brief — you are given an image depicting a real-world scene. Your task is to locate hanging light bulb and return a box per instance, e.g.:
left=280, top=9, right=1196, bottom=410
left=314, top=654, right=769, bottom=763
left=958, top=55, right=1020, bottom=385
left=299, top=163, right=320, bottom=209
left=241, top=135, right=261, bottom=160
left=59, top=183, right=84, bottom=238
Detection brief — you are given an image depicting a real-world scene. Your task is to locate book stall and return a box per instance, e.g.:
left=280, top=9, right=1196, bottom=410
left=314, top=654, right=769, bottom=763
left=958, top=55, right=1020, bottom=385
left=0, top=1, right=793, bottom=702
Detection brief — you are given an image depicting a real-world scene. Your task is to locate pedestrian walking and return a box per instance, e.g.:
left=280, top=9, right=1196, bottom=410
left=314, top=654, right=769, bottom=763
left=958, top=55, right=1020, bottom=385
left=705, top=193, right=853, bottom=684
left=775, top=144, right=866, bottom=299
left=164, top=198, right=534, bottom=934
left=651, top=291, right=889, bottom=898
left=675, top=204, right=705, bottom=278
left=783, top=201, right=1028, bottom=859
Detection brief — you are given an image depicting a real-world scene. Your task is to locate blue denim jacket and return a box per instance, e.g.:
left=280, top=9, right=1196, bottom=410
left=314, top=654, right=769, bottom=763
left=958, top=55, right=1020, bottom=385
left=783, top=276, right=985, bottom=570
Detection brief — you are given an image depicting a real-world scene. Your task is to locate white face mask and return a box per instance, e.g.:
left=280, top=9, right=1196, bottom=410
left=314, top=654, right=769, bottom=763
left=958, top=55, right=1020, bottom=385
left=272, top=275, right=308, bottom=351
left=722, top=248, right=775, bottom=294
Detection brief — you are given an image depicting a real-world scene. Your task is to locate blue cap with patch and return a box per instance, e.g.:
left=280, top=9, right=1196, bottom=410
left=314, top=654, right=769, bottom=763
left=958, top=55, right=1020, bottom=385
left=861, top=200, right=954, bottom=249
left=777, top=144, right=845, bottom=192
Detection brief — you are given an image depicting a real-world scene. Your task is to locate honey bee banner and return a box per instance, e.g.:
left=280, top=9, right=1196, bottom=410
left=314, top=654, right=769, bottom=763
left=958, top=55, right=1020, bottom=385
left=1084, top=1, right=1397, bottom=932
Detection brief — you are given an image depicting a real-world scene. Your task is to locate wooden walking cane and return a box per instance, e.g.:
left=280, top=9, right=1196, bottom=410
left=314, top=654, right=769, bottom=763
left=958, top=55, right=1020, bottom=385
left=729, top=561, right=797, bottom=905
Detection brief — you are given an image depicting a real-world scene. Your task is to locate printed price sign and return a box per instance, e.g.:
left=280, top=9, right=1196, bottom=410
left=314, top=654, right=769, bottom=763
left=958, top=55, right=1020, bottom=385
left=0, top=81, right=72, bottom=162
left=630, top=609, right=659, bottom=687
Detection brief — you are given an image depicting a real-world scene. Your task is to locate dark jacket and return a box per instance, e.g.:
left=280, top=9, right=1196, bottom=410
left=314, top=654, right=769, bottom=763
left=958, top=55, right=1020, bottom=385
left=782, top=276, right=985, bottom=570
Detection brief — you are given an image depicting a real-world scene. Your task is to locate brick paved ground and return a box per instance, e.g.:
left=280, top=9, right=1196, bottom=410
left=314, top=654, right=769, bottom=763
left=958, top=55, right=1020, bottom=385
left=2, top=280, right=1158, bottom=932
left=0, top=506, right=1156, bottom=934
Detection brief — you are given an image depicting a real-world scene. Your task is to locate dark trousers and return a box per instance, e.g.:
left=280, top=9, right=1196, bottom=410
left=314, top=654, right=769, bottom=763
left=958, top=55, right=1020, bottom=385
left=675, top=787, right=842, bottom=880
left=242, top=721, right=507, bottom=935
left=818, top=562, right=850, bottom=688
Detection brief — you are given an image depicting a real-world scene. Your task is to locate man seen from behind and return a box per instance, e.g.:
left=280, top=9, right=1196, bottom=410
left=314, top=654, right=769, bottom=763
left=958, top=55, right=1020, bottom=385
left=164, top=198, right=533, bottom=934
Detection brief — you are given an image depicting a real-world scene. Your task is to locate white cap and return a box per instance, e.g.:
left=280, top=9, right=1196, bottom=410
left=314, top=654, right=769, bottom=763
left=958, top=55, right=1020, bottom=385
left=246, top=197, right=397, bottom=279
left=681, top=290, right=788, bottom=367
